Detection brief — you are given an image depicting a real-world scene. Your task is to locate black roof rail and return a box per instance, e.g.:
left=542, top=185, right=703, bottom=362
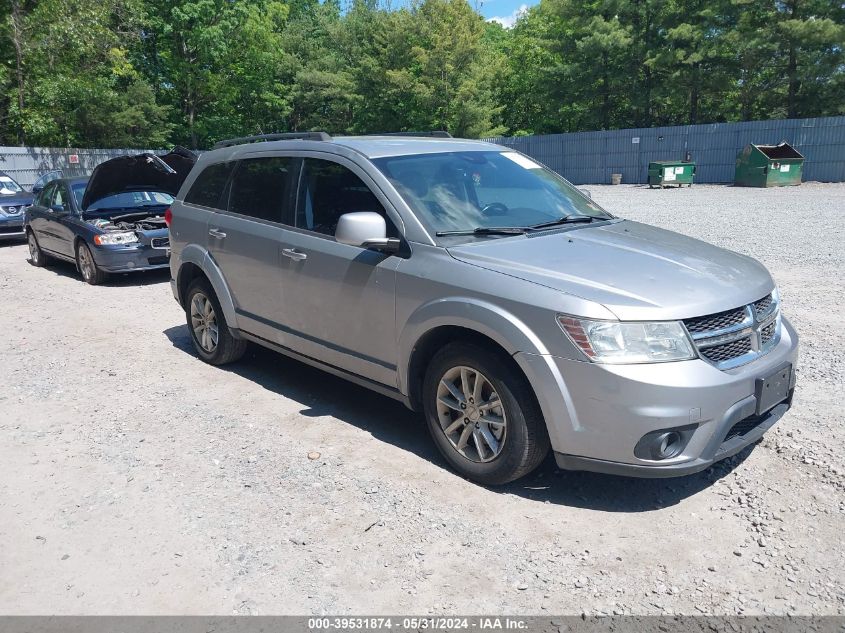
left=376, top=131, right=452, bottom=138
left=212, top=132, right=332, bottom=149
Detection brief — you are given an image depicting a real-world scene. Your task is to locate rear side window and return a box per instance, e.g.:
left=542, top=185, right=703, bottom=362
left=228, top=157, right=292, bottom=223
left=184, top=162, right=233, bottom=209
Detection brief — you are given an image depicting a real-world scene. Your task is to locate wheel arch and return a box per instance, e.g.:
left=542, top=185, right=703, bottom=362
left=399, top=298, right=550, bottom=411
left=175, top=245, right=239, bottom=331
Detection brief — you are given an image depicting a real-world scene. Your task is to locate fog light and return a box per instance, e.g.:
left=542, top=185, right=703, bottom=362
left=634, top=424, right=696, bottom=461
left=654, top=431, right=683, bottom=459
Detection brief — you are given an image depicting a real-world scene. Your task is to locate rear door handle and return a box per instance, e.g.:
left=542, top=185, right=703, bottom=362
left=209, top=228, right=226, bottom=239
left=281, top=247, right=307, bottom=261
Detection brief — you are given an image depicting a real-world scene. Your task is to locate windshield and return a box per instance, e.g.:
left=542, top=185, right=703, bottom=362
left=77, top=188, right=173, bottom=212
left=0, top=175, right=24, bottom=195
left=373, top=151, right=611, bottom=236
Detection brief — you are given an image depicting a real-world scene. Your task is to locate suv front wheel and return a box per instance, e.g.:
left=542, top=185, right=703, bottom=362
left=185, top=278, right=247, bottom=365
left=422, top=342, right=550, bottom=485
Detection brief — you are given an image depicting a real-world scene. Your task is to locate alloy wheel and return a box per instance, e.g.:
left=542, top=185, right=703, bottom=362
left=190, top=292, right=219, bottom=353
left=78, top=245, right=95, bottom=281
left=435, top=365, right=507, bottom=463
left=28, top=233, right=40, bottom=265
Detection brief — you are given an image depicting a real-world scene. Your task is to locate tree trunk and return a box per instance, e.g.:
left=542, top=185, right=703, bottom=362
left=601, top=52, right=610, bottom=129
left=10, top=0, right=27, bottom=146
left=786, top=0, right=800, bottom=118
left=690, top=62, right=700, bottom=124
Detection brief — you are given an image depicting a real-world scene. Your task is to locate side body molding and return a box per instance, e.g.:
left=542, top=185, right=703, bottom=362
left=176, top=243, right=240, bottom=336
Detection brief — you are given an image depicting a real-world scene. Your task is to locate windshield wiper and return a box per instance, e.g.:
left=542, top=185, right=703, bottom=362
left=528, top=215, right=602, bottom=231
left=435, top=226, right=527, bottom=237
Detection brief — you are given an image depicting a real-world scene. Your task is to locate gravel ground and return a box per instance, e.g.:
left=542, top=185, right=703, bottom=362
left=1, top=182, right=843, bottom=616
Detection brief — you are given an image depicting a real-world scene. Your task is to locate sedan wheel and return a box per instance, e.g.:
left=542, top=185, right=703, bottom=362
left=190, top=292, right=219, bottom=354
left=27, top=231, right=46, bottom=267
left=76, top=242, right=106, bottom=285
left=436, top=365, right=507, bottom=463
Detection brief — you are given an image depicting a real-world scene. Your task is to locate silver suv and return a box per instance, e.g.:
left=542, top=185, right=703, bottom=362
left=150, top=132, right=796, bottom=485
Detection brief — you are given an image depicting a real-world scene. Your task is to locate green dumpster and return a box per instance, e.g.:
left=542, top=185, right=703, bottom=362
left=648, top=161, right=696, bottom=188
left=734, top=142, right=804, bottom=187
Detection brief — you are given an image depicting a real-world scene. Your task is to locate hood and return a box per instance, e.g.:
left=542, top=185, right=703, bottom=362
left=0, top=192, right=34, bottom=207
left=81, top=146, right=197, bottom=211
left=446, top=220, right=774, bottom=321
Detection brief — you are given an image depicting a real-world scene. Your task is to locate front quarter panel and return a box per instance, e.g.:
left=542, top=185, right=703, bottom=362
left=395, top=242, right=617, bottom=393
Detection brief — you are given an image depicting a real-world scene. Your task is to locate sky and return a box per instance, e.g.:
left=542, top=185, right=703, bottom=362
left=479, top=0, right=534, bottom=28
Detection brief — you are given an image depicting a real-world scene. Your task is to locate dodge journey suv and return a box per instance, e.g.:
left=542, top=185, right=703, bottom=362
left=85, top=132, right=798, bottom=485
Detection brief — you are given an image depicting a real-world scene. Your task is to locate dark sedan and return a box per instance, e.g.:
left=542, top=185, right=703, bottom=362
left=24, top=177, right=172, bottom=284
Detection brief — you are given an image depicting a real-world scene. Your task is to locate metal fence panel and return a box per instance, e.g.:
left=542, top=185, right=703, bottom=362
left=485, top=116, right=845, bottom=185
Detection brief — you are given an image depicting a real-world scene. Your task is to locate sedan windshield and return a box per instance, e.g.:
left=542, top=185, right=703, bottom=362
left=74, top=187, right=173, bottom=213
left=373, top=151, right=611, bottom=236
left=0, top=175, right=24, bottom=195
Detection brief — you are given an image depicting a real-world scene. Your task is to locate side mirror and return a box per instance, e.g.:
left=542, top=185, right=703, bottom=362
left=335, top=212, right=400, bottom=253
left=51, top=204, right=66, bottom=215
left=578, top=188, right=592, bottom=199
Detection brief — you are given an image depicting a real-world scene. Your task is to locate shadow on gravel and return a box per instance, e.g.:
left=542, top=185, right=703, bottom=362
left=25, top=256, right=170, bottom=286
left=164, top=323, right=754, bottom=513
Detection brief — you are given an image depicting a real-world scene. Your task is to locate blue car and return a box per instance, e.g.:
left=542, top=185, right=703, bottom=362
left=23, top=149, right=195, bottom=284
left=24, top=177, right=174, bottom=284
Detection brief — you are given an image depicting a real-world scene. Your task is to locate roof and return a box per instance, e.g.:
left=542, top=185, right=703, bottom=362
left=206, top=134, right=504, bottom=161
left=330, top=136, right=502, bottom=159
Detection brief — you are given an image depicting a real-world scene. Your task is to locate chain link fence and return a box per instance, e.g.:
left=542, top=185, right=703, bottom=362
left=0, top=147, right=159, bottom=189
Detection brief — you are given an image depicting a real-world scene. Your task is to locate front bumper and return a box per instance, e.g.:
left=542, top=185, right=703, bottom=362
left=515, top=316, right=799, bottom=477
left=91, top=243, right=170, bottom=273
left=0, top=214, right=25, bottom=239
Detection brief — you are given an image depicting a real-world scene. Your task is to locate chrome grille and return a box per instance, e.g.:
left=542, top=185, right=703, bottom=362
left=684, top=293, right=780, bottom=370
left=701, top=337, right=752, bottom=363
left=754, top=295, right=773, bottom=317
left=684, top=307, right=747, bottom=334
left=761, top=321, right=776, bottom=344
left=2, top=205, right=22, bottom=215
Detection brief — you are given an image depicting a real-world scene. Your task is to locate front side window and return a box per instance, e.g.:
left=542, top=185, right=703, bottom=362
left=228, top=157, right=292, bottom=223
left=38, top=183, right=56, bottom=207
left=296, top=159, right=388, bottom=237
left=374, top=151, right=611, bottom=237
left=52, top=185, right=68, bottom=208
left=184, top=162, right=233, bottom=210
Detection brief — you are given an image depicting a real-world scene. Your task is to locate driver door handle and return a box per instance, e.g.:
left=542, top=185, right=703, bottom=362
left=209, top=228, right=226, bottom=239
left=281, top=247, right=307, bottom=261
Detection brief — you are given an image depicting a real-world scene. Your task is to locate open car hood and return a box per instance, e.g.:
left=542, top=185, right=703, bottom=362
left=81, top=147, right=197, bottom=211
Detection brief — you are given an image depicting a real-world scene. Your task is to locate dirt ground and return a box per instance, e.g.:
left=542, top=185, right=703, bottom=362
left=1, top=183, right=843, bottom=616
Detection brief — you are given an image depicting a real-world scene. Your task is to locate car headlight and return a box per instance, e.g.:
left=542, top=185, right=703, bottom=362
left=558, top=316, right=696, bottom=364
left=93, top=231, right=138, bottom=245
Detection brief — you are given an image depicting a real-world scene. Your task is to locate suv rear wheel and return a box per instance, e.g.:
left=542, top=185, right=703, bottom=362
left=185, top=278, right=247, bottom=365
left=422, top=342, right=549, bottom=485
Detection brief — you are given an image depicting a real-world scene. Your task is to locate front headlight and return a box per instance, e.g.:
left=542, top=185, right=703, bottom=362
left=94, top=231, right=138, bottom=246
left=558, top=316, right=696, bottom=364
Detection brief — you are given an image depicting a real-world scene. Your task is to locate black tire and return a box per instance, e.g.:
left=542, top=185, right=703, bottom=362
left=27, top=230, right=47, bottom=267
left=422, top=342, right=550, bottom=485
left=184, top=277, right=247, bottom=365
left=76, top=241, right=107, bottom=285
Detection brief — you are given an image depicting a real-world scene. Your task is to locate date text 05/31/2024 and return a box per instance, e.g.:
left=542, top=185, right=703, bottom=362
left=308, top=617, right=528, bottom=630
